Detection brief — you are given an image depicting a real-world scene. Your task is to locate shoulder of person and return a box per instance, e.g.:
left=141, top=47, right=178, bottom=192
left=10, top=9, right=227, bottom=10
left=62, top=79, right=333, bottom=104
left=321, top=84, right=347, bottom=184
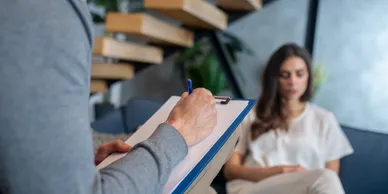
left=306, top=103, right=338, bottom=125
left=238, top=108, right=256, bottom=134
left=246, top=108, right=257, bottom=121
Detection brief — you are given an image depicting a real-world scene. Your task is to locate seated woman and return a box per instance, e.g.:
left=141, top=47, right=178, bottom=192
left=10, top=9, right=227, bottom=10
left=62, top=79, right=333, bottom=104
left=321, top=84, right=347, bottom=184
left=224, top=43, right=353, bottom=194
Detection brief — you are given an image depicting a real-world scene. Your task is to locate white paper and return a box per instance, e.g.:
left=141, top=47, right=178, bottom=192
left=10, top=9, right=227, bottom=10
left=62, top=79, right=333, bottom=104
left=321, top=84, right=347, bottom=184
left=97, top=96, right=249, bottom=194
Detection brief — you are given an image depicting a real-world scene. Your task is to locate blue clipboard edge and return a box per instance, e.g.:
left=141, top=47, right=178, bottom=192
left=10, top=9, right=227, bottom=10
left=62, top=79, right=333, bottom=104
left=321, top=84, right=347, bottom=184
left=172, top=99, right=257, bottom=194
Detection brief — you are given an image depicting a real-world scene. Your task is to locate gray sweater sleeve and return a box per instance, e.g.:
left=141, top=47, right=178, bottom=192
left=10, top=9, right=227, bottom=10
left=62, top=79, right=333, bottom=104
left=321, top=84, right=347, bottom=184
left=0, top=1, right=188, bottom=194
left=94, top=124, right=188, bottom=194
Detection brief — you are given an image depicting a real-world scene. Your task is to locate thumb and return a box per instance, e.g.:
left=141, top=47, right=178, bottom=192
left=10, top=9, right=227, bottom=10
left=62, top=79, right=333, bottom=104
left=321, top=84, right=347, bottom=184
left=114, top=140, right=132, bottom=152
left=178, top=92, right=189, bottom=103
left=181, top=92, right=189, bottom=99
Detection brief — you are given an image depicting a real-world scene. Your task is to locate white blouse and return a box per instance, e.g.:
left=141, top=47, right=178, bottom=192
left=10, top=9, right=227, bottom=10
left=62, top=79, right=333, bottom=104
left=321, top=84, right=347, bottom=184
left=235, top=103, right=354, bottom=169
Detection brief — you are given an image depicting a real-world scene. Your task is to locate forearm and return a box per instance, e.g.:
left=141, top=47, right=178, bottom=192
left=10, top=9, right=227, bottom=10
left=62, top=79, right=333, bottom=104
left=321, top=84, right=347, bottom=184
left=97, top=125, right=188, bottom=193
left=94, top=123, right=188, bottom=194
left=325, top=160, right=340, bottom=174
left=224, top=165, right=276, bottom=182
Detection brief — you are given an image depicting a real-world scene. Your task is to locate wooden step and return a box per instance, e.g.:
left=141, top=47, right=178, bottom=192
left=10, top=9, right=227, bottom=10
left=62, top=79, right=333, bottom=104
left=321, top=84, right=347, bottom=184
left=91, top=63, right=134, bottom=79
left=93, top=37, right=163, bottom=64
left=144, top=0, right=227, bottom=30
left=215, top=0, right=262, bottom=10
left=105, top=13, right=194, bottom=47
left=90, top=80, right=107, bottom=93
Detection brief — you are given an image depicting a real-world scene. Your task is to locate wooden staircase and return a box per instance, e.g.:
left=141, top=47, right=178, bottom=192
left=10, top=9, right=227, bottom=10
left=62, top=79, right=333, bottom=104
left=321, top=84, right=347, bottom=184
left=90, top=80, right=108, bottom=93
left=92, top=63, right=134, bottom=79
left=93, top=37, right=163, bottom=63
left=90, top=0, right=262, bottom=94
left=216, top=0, right=262, bottom=11
left=144, top=0, right=228, bottom=30
left=105, top=13, right=194, bottom=47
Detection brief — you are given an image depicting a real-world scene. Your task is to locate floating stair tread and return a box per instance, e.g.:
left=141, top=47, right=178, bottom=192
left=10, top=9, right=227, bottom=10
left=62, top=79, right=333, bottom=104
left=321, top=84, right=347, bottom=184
left=105, top=13, right=194, bottom=47
left=90, top=80, right=107, bottom=93
left=93, top=37, right=163, bottom=64
left=216, top=0, right=262, bottom=10
left=144, top=0, right=227, bottom=30
left=91, top=62, right=134, bottom=79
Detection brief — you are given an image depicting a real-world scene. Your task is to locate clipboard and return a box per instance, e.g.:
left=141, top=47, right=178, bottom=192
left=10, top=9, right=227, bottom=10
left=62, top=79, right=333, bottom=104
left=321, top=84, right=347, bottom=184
left=97, top=96, right=256, bottom=194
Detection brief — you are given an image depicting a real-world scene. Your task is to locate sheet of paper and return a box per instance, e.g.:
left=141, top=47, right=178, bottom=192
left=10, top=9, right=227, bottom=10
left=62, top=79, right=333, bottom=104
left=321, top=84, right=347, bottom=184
left=97, top=96, right=249, bottom=193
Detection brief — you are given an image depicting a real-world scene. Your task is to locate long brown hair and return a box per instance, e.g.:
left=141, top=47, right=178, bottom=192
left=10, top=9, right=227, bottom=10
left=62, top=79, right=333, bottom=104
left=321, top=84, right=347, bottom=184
left=251, top=43, right=313, bottom=139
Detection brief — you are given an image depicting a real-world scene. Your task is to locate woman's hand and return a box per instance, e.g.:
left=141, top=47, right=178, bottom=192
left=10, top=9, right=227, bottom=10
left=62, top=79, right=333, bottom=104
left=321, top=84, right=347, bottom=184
left=94, top=140, right=132, bottom=165
left=224, top=152, right=306, bottom=182
left=269, top=165, right=306, bottom=174
left=247, top=165, right=306, bottom=182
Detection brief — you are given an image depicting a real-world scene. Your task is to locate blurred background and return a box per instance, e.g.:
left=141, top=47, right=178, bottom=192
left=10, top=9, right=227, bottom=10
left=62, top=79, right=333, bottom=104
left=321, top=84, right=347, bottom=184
left=88, top=1, right=388, bottom=193
left=89, top=0, right=388, bottom=134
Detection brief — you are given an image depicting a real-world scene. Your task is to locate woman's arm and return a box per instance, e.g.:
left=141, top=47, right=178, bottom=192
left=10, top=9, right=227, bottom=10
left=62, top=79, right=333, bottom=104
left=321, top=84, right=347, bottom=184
left=224, top=152, right=303, bottom=182
left=325, top=160, right=340, bottom=174
left=224, top=153, right=272, bottom=182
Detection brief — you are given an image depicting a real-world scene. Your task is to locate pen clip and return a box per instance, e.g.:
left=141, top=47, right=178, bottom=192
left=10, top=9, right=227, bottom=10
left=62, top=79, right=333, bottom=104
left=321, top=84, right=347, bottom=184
left=214, top=96, right=231, bottom=105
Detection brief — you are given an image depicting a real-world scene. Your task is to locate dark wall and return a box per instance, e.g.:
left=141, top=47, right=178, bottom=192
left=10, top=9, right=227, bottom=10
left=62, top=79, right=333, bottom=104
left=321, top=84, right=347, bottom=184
left=312, top=0, right=388, bottom=133
left=109, top=53, right=185, bottom=105
left=227, top=0, right=388, bottom=133
left=227, top=0, right=309, bottom=98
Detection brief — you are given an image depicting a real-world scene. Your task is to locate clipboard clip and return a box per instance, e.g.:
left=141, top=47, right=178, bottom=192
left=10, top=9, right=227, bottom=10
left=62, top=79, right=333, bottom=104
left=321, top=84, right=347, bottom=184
left=214, top=96, right=231, bottom=105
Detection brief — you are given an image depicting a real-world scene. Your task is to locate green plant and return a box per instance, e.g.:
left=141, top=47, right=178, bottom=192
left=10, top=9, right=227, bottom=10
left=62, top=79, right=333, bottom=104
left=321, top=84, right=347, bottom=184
left=177, top=33, right=253, bottom=95
left=87, top=0, right=119, bottom=23
left=223, top=31, right=254, bottom=63
left=178, top=39, right=227, bottom=95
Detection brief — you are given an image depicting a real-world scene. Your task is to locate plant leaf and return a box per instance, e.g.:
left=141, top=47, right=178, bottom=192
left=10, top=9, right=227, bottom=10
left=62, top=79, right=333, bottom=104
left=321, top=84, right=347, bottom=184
left=88, top=0, right=105, bottom=6
left=179, top=41, right=207, bottom=62
left=187, top=65, right=203, bottom=90
left=225, top=43, right=237, bottom=63
left=91, top=14, right=105, bottom=23
left=222, top=31, right=254, bottom=55
left=198, top=54, right=210, bottom=90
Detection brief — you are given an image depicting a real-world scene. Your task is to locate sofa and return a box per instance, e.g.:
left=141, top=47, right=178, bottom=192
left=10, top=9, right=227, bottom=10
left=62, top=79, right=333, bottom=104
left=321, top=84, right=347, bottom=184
left=211, top=126, right=388, bottom=194
left=91, top=99, right=163, bottom=134
left=91, top=100, right=388, bottom=194
left=339, top=126, right=388, bottom=194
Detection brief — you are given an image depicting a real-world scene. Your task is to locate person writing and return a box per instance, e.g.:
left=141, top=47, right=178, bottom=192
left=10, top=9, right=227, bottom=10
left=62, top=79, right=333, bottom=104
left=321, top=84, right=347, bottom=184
left=0, top=1, right=217, bottom=194
left=224, top=43, right=353, bottom=194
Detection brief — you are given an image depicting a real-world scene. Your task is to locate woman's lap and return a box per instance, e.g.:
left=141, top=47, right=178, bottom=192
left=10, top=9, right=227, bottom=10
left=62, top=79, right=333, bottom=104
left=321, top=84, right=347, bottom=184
left=228, top=169, right=344, bottom=194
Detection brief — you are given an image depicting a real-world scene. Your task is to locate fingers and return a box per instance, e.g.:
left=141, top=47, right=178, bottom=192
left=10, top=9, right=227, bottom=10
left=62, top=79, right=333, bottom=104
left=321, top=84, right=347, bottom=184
left=194, top=88, right=217, bottom=126
left=98, top=140, right=131, bottom=155
left=286, top=165, right=306, bottom=173
left=95, top=140, right=131, bottom=165
left=114, top=140, right=132, bottom=152
left=193, top=88, right=216, bottom=106
left=177, top=92, right=189, bottom=104
left=181, top=92, right=189, bottom=98
left=193, top=88, right=213, bottom=97
left=296, top=165, right=306, bottom=171
left=179, top=88, right=215, bottom=106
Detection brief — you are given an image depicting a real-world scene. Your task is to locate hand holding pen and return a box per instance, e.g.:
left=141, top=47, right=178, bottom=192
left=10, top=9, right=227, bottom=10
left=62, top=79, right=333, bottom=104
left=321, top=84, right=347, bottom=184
left=165, top=80, right=217, bottom=146
left=187, top=78, right=231, bottom=104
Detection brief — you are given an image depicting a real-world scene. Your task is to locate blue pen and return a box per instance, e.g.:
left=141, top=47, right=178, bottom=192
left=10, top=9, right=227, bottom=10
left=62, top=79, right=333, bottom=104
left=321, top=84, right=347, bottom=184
left=187, top=78, right=192, bottom=94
